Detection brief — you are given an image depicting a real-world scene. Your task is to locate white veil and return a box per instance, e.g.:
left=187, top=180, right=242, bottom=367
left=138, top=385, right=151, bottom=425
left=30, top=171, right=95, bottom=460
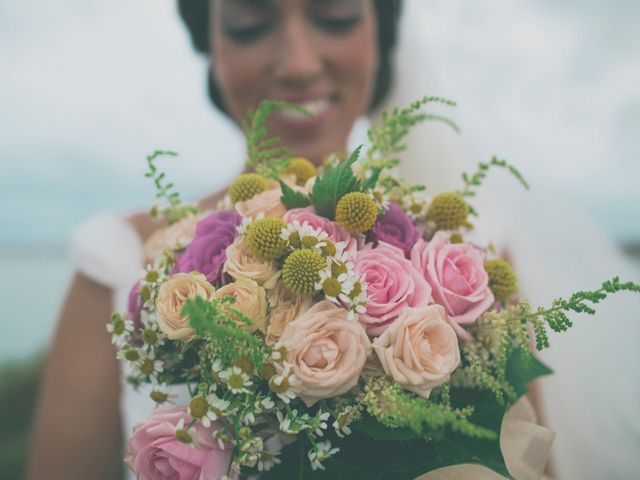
left=378, top=2, right=640, bottom=479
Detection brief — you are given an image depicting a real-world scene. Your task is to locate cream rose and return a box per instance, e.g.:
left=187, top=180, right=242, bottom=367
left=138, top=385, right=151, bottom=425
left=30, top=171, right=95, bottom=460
left=143, top=214, right=201, bottom=261
left=265, top=283, right=313, bottom=346
left=373, top=305, right=460, bottom=398
left=215, top=278, right=268, bottom=333
left=156, top=273, right=215, bottom=341
left=223, top=237, right=280, bottom=289
left=278, top=301, right=370, bottom=406
left=235, top=187, right=287, bottom=219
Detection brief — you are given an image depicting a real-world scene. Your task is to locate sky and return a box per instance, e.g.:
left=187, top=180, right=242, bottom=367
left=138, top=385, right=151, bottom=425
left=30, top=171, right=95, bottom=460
left=0, top=0, right=639, bottom=250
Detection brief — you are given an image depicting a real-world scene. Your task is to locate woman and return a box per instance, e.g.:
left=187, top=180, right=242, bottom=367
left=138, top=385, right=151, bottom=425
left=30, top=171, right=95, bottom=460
left=26, top=1, right=403, bottom=479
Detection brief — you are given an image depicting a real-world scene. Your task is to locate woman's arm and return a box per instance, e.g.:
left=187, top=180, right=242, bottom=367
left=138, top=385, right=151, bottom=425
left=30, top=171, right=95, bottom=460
left=26, top=273, right=122, bottom=480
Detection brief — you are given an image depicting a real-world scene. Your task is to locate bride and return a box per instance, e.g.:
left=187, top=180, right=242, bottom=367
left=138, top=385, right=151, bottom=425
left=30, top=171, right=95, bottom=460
left=27, top=1, right=638, bottom=479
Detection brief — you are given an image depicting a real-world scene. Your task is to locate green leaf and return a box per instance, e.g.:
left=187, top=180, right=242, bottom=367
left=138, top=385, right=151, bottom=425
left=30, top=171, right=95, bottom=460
left=360, top=167, right=382, bottom=192
left=279, top=180, right=311, bottom=209
left=352, top=414, right=423, bottom=442
left=505, top=348, right=553, bottom=399
left=309, top=146, right=363, bottom=219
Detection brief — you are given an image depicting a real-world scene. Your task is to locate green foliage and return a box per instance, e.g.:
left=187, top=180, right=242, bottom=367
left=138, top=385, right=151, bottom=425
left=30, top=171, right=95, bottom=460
left=309, top=146, right=363, bottom=219
left=279, top=180, right=311, bottom=209
left=243, top=100, right=310, bottom=178
left=458, top=156, right=529, bottom=216
left=145, top=150, right=197, bottom=224
left=182, top=295, right=265, bottom=369
left=521, top=277, right=640, bottom=350
left=366, top=96, right=457, bottom=169
left=358, top=377, right=496, bottom=442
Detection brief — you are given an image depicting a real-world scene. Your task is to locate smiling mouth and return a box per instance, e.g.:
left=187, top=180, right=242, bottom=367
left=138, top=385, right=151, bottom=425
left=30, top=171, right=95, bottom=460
left=277, top=97, right=333, bottom=120
left=270, top=96, right=336, bottom=133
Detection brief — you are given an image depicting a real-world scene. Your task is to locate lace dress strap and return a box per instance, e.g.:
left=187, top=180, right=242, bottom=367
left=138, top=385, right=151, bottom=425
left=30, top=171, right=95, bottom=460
left=70, top=212, right=144, bottom=291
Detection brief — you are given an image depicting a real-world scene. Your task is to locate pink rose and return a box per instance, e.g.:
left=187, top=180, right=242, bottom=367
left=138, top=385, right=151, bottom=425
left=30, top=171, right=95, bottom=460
left=125, top=405, right=232, bottom=480
left=411, top=232, right=495, bottom=340
left=354, top=242, right=432, bottom=336
left=283, top=208, right=357, bottom=256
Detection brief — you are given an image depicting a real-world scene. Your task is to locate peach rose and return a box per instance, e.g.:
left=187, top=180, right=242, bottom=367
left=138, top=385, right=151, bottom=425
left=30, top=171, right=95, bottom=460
left=265, top=283, right=313, bottom=346
left=156, top=273, right=215, bottom=341
left=215, top=278, right=268, bottom=333
left=223, top=237, right=280, bottom=289
left=373, top=305, right=460, bottom=398
left=235, top=187, right=287, bottom=219
left=143, top=214, right=201, bottom=261
left=278, top=301, right=370, bottom=406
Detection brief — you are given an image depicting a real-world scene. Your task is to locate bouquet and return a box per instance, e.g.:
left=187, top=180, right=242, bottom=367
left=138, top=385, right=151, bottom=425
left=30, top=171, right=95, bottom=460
left=110, top=98, right=639, bottom=479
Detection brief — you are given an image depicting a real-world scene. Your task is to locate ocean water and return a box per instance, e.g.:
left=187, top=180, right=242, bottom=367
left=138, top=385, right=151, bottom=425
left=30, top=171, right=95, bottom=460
left=1, top=0, right=639, bottom=360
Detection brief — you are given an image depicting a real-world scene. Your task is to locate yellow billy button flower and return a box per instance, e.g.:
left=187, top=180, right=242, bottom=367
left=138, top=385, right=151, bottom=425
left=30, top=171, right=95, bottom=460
left=335, top=192, right=378, bottom=234
left=286, top=157, right=317, bottom=186
left=484, top=258, right=518, bottom=303
left=228, top=173, right=270, bottom=204
left=247, top=217, right=288, bottom=261
left=282, top=249, right=325, bottom=296
left=427, top=192, right=469, bottom=230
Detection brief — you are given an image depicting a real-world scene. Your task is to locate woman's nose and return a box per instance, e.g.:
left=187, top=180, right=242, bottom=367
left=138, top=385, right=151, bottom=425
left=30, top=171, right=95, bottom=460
left=272, top=17, right=324, bottom=87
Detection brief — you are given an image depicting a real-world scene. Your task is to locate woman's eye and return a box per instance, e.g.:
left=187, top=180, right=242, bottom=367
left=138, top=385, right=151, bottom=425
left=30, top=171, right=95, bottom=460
left=314, top=16, right=361, bottom=33
left=223, top=23, right=272, bottom=43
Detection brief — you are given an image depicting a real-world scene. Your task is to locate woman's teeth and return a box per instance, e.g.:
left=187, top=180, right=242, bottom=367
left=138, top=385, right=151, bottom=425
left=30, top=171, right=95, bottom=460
left=280, top=99, right=330, bottom=119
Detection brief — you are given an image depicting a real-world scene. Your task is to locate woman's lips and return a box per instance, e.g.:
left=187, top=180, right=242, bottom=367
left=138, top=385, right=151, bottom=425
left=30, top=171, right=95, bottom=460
left=269, top=97, right=335, bottom=134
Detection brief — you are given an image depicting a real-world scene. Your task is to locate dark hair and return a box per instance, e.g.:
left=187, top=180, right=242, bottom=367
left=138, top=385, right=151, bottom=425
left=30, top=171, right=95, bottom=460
left=177, top=0, right=403, bottom=114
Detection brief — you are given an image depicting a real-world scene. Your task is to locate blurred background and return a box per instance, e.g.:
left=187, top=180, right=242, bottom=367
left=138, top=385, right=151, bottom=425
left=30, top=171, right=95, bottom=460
left=1, top=0, right=639, bottom=478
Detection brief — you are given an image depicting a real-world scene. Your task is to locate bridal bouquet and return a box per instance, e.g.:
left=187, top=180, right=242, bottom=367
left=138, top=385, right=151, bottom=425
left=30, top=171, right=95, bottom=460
left=110, top=98, right=639, bottom=479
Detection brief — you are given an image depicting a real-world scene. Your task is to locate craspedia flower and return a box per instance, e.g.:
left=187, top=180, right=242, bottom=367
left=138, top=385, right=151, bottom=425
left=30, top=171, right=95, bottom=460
left=247, top=217, right=288, bottom=261
left=484, top=258, right=518, bottom=303
left=286, top=157, right=317, bottom=186
left=282, top=249, right=326, bottom=296
left=228, top=173, right=270, bottom=204
left=427, top=192, right=469, bottom=230
left=335, top=192, right=378, bottom=234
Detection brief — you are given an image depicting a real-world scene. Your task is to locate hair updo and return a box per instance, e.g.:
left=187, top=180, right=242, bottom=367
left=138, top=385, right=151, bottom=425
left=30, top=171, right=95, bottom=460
left=177, top=0, right=403, bottom=115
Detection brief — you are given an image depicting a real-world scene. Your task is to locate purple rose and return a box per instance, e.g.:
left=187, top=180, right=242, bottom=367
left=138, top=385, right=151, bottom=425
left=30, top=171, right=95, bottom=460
left=372, top=202, right=422, bottom=257
left=174, top=210, right=242, bottom=285
left=127, top=280, right=144, bottom=331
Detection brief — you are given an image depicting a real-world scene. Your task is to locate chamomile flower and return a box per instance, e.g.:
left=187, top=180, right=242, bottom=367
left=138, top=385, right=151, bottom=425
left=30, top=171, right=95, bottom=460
left=308, top=440, right=340, bottom=470
left=332, top=406, right=356, bottom=438
left=269, top=365, right=296, bottom=404
left=257, top=451, right=281, bottom=471
left=136, top=352, right=164, bottom=383
left=149, top=384, right=176, bottom=406
left=311, top=411, right=331, bottom=436
left=315, top=267, right=350, bottom=304
left=219, top=366, right=253, bottom=394
left=281, top=221, right=329, bottom=252
left=401, top=190, right=431, bottom=220
left=237, top=213, right=263, bottom=236
left=107, top=313, right=134, bottom=346
left=368, top=188, right=390, bottom=212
